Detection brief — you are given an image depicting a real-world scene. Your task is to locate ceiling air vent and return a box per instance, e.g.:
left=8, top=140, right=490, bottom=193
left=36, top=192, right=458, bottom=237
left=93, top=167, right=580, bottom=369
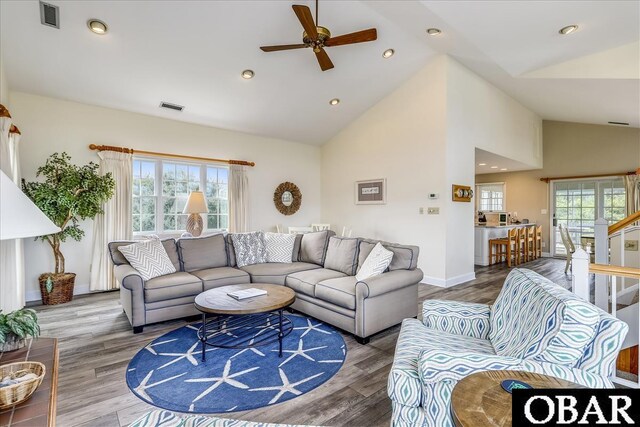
left=608, top=121, right=629, bottom=126
left=160, top=102, right=184, bottom=112
left=39, top=1, right=60, bottom=29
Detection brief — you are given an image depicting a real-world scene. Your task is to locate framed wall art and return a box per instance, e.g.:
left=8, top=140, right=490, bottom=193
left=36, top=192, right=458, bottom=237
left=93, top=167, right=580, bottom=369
left=355, top=178, right=386, bottom=205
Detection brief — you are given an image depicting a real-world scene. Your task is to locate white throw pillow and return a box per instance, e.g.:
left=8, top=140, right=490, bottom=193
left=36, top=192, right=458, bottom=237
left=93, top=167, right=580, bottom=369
left=355, top=242, right=394, bottom=281
left=118, top=238, right=176, bottom=281
left=264, top=232, right=296, bottom=263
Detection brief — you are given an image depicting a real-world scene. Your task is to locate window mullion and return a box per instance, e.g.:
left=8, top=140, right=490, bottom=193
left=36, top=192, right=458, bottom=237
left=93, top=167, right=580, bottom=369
left=201, top=163, right=207, bottom=231
left=156, top=159, right=163, bottom=234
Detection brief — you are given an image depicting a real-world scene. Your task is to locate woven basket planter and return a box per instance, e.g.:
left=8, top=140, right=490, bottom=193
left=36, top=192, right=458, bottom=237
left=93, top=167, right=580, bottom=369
left=38, top=273, right=76, bottom=305
left=0, top=361, right=45, bottom=410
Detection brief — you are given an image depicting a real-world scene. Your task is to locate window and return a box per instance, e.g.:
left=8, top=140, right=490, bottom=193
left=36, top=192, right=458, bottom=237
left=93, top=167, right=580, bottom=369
left=552, top=178, right=625, bottom=255
left=132, top=157, right=229, bottom=234
left=476, top=183, right=505, bottom=212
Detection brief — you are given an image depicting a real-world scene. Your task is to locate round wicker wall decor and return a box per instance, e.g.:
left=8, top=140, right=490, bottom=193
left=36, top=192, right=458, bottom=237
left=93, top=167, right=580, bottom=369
left=274, top=182, right=301, bottom=216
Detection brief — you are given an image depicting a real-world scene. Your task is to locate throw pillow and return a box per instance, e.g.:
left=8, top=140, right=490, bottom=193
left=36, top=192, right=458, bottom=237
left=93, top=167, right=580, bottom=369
left=324, top=236, right=360, bottom=275
left=355, top=242, right=394, bottom=281
left=118, top=238, right=177, bottom=281
left=264, top=232, right=296, bottom=263
left=230, top=231, right=268, bottom=268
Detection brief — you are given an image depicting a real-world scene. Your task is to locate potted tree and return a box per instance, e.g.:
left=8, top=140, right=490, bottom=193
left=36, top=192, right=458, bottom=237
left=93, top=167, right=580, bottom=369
left=0, top=308, right=40, bottom=352
left=22, top=152, right=115, bottom=305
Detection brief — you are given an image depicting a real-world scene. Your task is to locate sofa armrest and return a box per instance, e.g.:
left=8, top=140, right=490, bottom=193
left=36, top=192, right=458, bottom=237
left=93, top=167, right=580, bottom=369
left=422, top=300, right=491, bottom=340
left=114, top=264, right=144, bottom=292
left=356, top=268, right=423, bottom=299
left=418, top=350, right=613, bottom=388
left=114, top=264, right=146, bottom=328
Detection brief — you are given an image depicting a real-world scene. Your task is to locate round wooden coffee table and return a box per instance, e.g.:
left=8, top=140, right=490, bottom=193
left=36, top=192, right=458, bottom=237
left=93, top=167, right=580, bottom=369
left=194, top=283, right=295, bottom=361
left=451, top=370, right=582, bottom=427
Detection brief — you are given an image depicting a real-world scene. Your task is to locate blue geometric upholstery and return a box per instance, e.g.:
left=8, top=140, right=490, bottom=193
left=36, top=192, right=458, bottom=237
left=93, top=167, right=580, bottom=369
left=388, top=268, right=629, bottom=427
left=130, top=409, right=298, bottom=427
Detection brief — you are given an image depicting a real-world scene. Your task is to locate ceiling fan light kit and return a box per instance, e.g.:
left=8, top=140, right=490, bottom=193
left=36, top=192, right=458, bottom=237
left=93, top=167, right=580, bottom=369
left=260, top=0, right=378, bottom=71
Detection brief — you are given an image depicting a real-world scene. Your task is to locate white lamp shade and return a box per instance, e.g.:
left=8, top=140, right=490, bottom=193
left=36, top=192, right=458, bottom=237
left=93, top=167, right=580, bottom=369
left=183, top=191, right=209, bottom=214
left=0, top=170, right=61, bottom=240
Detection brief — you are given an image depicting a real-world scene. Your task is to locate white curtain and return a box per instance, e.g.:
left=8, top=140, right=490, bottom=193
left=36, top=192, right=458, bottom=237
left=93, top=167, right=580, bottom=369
left=90, top=151, right=133, bottom=291
left=228, top=164, right=249, bottom=233
left=624, top=174, right=640, bottom=216
left=0, top=113, right=25, bottom=312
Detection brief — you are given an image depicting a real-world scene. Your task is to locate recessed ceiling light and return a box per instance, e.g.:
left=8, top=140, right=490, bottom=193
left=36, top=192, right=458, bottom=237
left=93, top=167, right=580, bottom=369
left=478, top=163, right=487, bottom=166
left=426, top=28, right=442, bottom=36
left=329, top=98, right=340, bottom=106
left=559, top=25, right=578, bottom=35
left=501, top=168, right=508, bottom=171
left=490, top=166, right=499, bottom=169
left=87, top=19, right=108, bottom=35
left=241, top=69, right=254, bottom=79
left=382, top=48, right=395, bottom=59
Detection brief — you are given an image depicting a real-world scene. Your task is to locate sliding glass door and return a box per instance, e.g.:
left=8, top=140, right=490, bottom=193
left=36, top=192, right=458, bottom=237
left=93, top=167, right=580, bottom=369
left=552, top=178, right=626, bottom=256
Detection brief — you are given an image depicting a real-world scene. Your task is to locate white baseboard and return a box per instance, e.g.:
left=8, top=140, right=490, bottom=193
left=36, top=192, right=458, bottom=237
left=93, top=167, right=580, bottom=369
left=26, top=282, right=92, bottom=303
left=422, top=272, right=476, bottom=288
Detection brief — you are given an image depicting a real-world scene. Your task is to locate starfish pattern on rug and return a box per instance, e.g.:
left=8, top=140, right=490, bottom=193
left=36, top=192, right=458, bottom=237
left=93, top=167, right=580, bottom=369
left=134, top=369, right=187, bottom=402
left=185, top=359, right=260, bottom=402
left=145, top=338, right=178, bottom=356
left=156, top=340, right=215, bottom=370
left=293, top=318, right=332, bottom=338
left=275, top=339, right=327, bottom=367
left=231, top=336, right=266, bottom=358
left=249, top=368, right=324, bottom=404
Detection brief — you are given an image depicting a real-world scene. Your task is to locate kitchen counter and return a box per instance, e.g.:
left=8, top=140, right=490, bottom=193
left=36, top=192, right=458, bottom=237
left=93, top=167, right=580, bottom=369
left=474, top=223, right=536, bottom=266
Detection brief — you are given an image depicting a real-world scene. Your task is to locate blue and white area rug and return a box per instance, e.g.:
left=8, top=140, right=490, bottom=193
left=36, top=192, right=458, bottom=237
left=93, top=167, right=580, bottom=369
left=126, top=313, right=347, bottom=413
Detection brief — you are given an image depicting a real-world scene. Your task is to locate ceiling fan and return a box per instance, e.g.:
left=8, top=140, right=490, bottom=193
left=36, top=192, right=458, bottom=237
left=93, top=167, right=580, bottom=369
left=260, top=0, right=377, bottom=71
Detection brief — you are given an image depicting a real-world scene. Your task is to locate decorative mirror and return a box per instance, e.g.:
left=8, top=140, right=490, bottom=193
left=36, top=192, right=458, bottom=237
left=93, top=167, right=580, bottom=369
left=274, top=182, right=301, bottom=215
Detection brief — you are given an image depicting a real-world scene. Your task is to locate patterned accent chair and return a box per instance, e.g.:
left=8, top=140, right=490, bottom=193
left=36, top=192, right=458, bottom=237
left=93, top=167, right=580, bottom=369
left=388, top=268, right=629, bottom=427
left=130, top=410, right=306, bottom=427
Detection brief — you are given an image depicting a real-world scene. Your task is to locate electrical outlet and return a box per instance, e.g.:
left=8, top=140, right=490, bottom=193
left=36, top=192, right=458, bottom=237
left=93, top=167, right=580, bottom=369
left=427, top=207, right=439, bottom=215
left=541, top=209, right=547, bottom=215
left=542, top=242, right=546, bottom=248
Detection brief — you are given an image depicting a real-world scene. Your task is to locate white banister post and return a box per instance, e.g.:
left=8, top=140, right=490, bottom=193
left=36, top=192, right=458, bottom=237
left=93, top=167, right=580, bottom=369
left=572, top=248, right=590, bottom=302
left=594, top=218, right=609, bottom=309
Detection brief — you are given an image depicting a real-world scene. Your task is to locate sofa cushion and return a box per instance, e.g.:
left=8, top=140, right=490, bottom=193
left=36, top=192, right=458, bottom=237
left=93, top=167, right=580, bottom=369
left=356, top=242, right=394, bottom=281
left=286, top=268, right=347, bottom=298
left=315, top=276, right=358, bottom=310
left=358, top=239, right=419, bottom=272
left=191, top=267, right=251, bottom=291
left=109, top=239, right=180, bottom=271
left=298, top=230, right=333, bottom=265
left=177, top=234, right=227, bottom=272
left=239, top=262, right=320, bottom=286
left=388, top=318, right=495, bottom=408
left=230, top=232, right=268, bottom=267
left=323, top=236, right=360, bottom=275
left=490, top=268, right=600, bottom=366
left=225, top=234, right=236, bottom=267
left=144, top=272, right=202, bottom=303
left=117, top=239, right=177, bottom=281
left=264, top=232, right=297, bottom=263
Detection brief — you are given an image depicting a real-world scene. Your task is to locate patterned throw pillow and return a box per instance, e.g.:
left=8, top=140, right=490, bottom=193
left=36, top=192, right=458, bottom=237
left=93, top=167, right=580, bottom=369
left=118, top=238, right=176, bottom=281
left=230, top=231, right=268, bottom=267
left=264, top=232, right=296, bottom=263
left=355, top=242, right=394, bottom=281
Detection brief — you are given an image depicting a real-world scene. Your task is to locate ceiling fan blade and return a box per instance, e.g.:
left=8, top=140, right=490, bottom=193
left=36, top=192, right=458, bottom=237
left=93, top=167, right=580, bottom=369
left=325, top=28, right=377, bottom=47
left=315, top=48, right=334, bottom=71
left=292, top=5, right=318, bottom=39
left=260, top=44, right=308, bottom=52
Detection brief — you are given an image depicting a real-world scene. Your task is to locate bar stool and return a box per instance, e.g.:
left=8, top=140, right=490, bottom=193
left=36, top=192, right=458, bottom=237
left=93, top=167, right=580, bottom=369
left=526, top=225, right=536, bottom=261
left=535, top=225, right=542, bottom=259
left=515, top=227, right=527, bottom=264
left=489, top=228, right=518, bottom=267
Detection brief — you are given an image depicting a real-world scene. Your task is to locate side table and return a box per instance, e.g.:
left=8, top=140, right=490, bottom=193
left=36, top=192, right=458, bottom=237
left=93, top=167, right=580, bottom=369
left=451, top=370, right=582, bottom=427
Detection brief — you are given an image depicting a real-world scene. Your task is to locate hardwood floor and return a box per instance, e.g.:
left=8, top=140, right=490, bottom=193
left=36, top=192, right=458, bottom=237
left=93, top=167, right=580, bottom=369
left=33, top=258, right=570, bottom=427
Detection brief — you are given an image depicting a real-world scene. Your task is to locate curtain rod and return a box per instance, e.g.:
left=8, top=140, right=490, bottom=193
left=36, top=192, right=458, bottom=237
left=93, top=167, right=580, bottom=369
left=540, top=170, right=638, bottom=183
left=88, top=144, right=255, bottom=167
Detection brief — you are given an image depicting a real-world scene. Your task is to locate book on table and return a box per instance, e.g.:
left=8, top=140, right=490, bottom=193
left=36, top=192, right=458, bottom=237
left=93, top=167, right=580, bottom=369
left=227, top=288, right=268, bottom=300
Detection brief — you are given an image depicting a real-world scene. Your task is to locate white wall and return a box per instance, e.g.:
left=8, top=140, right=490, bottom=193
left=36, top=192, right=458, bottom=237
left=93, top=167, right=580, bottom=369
left=0, top=52, right=8, bottom=105
left=10, top=92, right=321, bottom=302
left=321, top=55, right=542, bottom=286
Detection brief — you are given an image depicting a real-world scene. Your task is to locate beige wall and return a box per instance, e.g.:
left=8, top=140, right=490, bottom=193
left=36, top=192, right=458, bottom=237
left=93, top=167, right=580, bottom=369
left=476, top=120, right=640, bottom=253
left=11, top=92, right=322, bottom=301
left=0, top=53, right=8, bottom=106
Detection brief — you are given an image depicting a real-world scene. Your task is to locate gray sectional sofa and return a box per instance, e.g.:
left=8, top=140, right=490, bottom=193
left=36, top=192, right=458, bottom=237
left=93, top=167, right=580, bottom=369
left=109, top=230, right=423, bottom=343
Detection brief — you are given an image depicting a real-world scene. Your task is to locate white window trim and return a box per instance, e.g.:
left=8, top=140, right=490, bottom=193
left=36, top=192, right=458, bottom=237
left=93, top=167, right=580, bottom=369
left=133, top=155, right=229, bottom=237
left=475, top=182, right=506, bottom=212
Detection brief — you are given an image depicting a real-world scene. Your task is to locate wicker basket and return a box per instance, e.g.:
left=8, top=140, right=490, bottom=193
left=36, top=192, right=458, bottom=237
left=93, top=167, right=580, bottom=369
left=38, top=273, right=75, bottom=305
left=0, top=362, right=46, bottom=410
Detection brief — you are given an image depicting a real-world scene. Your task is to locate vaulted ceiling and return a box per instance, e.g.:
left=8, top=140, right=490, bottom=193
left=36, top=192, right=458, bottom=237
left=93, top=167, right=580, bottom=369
left=1, top=1, right=638, bottom=145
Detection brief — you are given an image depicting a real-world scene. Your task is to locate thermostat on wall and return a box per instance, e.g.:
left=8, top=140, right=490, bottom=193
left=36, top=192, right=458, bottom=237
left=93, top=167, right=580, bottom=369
left=428, top=193, right=439, bottom=200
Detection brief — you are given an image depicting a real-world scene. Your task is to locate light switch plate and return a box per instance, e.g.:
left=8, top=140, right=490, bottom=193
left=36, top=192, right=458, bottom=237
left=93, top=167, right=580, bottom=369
left=427, top=207, right=440, bottom=215
left=541, top=209, right=547, bottom=215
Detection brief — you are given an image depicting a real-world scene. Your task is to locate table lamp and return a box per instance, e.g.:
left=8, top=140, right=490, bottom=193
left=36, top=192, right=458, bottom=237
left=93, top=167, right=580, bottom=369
left=1, top=170, right=60, bottom=240
left=183, top=191, right=208, bottom=237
